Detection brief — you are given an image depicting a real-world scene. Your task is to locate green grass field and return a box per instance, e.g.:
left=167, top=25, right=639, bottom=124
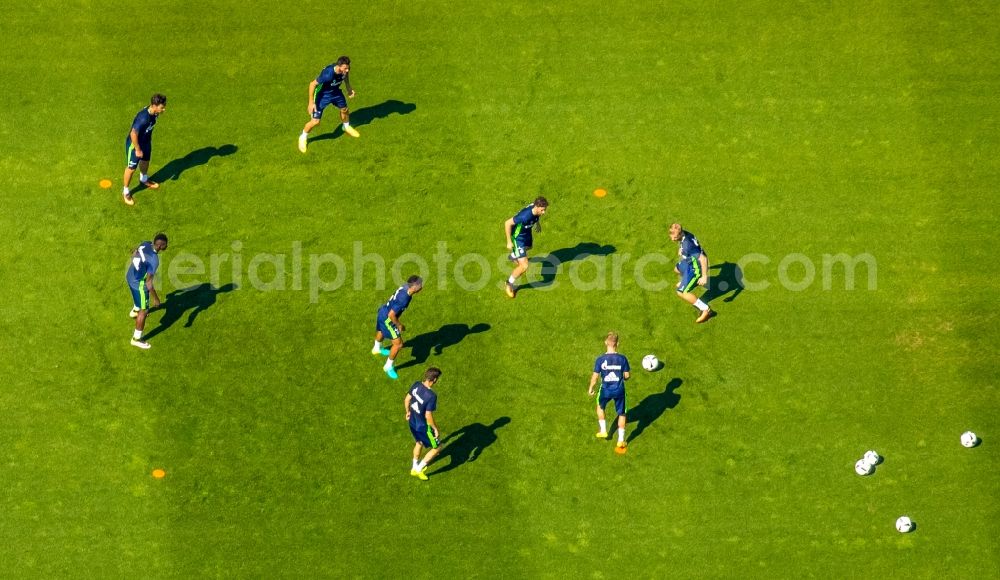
left=2, top=0, right=998, bottom=577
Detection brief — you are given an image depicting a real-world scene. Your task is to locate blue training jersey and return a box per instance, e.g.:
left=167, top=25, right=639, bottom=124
left=380, top=285, right=412, bottom=317
left=594, top=353, right=630, bottom=394
left=315, top=64, right=347, bottom=97
left=130, top=108, right=157, bottom=142
left=510, top=204, right=541, bottom=246
left=126, top=241, right=160, bottom=289
left=407, top=382, right=437, bottom=428
left=678, top=230, right=704, bottom=260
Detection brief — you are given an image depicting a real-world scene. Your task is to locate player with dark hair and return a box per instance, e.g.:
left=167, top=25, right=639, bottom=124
left=503, top=196, right=549, bottom=298
left=404, top=367, right=443, bottom=481
left=123, top=94, right=167, bottom=206
left=126, top=233, right=168, bottom=349
left=298, top=56, right=357, bottom=152
left=588, top=332, right=631, bottom=452
left=373, top=275, right=424, bottom=379
left=670, top=223, right=714, bottom=323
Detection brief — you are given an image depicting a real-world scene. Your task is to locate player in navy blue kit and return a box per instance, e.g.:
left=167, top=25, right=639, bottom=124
left=670, top=223, right=714, bottom=323
left=298, top=56, right=357, bottom=152
left=404, top=367, right=443, bottom=481
left=373, top=276, right=424, bottom=379
left=122, top=94, right=167, bottom=206
left=588, top=332, right=631, bottom=451
left=502, top=196, right=549, bottom=298
left=126, top=233, right=168, bottom=349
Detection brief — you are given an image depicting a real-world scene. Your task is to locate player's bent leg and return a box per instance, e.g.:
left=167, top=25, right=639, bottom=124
left=389, top=338, right=403, bottom=358
left=131, top=310, right=151, bottom=349
left=138, top=160, right=158, bottom=190
left=678, top=289, right=714, bottom=323
left=677, top=291, right=697, bottom=305
left=515, top=257, right=530, bottom=277
left=338, top=105, right=359, bottom=137
left=615, top=402, right=629, bottom=452
left=595, top=404, right=608, bottom=438
left=122, top=167, right=136, bottom=205
left=300, top=119, right=320, bottom=152
left=372, top=331, right=391, bottom=355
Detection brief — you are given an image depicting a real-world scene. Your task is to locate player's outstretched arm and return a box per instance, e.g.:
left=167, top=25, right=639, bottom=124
left=389, top=309, right=404, bottom=333
left=698, top=254, right=710, bottom=286
left=587, top=372, right=599, bottom=397
left=146, top=278, right=161, bottom=308
left=344, top=73, right=354, bottom=98
left=307, top=80, right=318, bottom=113
left=426, top=411, right=439, bottom=438
left=130, top=129, right=143, bottom=158
left=503, top=218, right=515, bottom=248
left=404, top=393, right=413, bottom=420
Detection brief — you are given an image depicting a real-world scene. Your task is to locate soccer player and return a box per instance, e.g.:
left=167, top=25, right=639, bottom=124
left=126, top=233, right=168, bottom=349
left=588, top=332, right=631, bottom=451
left=404, top=367, right=443, bottom=481
left=123, top=94, right=167, bottom=206
left=373, top=276, right=424, bottom=379
left=298, top=56, right=358, bottom=153
left=502, top=196, right=549, bottom=298
left=670, top=223, right=714, bottom=323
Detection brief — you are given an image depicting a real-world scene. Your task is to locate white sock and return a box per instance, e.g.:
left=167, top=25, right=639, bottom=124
left=618, top=428, right=625, bottom=443
left=412, top=459, right=419, bottom=470
left=343, top=122, right=351, bottom=129
left=301, top=131, right=308, bottom=138
left=373, top=340, right=381, bottom=351
left=123, top=186, right=130, bottom=195
left=507, top=275, right=516, bottom=284
left=417, top=460, right=428, bottom=471
left=599, top=419, right=607, bottom=433
left=132, top=329, right=143, bottom=340
left=140, top=173, right=149, bottom=183
left=694, top=299, right=709, bottom=312
left=384, top=358, right=395, bottom=370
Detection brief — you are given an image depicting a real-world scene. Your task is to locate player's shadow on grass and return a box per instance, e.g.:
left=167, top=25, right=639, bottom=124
left=522, top=242, right=617, bottom=290
left=311, top=100, right=417, bottom=142
left=431, top=417, right=511, bottom=476
left=143, top=283, right=237, bottom=341
left=627, top=378, right=682, bottom=443
left=396, top=323, right=491, bottom=370
left=701, top=262, right=744, bottom=303
left=149, top=144, right=238, bottom=184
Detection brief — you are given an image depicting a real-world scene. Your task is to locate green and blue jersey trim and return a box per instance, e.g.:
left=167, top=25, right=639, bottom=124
left=384, top=317, right=399, bottom=339
left=682, top=257, right=701, bottom=293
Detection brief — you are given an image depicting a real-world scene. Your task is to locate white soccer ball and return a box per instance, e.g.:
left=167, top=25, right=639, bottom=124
left=960, top=431, right=979, bottom=448
left=641, top=355, right=659, bottom=371
left=895, top=516, right=914, bottom=533
left=863, top=450, right=881, bottom=465
left=854, top=459, right=874, bottom=476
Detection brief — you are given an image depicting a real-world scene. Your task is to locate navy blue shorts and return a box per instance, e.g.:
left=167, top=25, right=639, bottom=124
left=312, top=89, right=347, bottom=119
left=129, top=283, right=149, bottom=310
left=508, top=243, right=530, bottom=261
left=676, top=257, right=701, bottom=293
left=125, top=138, right=151, bottom=169
left=598, top=388, right=627, bottom=417
left=410, top=422, right=439, bottom=448
left=375, top=308, right=401, bottom=340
